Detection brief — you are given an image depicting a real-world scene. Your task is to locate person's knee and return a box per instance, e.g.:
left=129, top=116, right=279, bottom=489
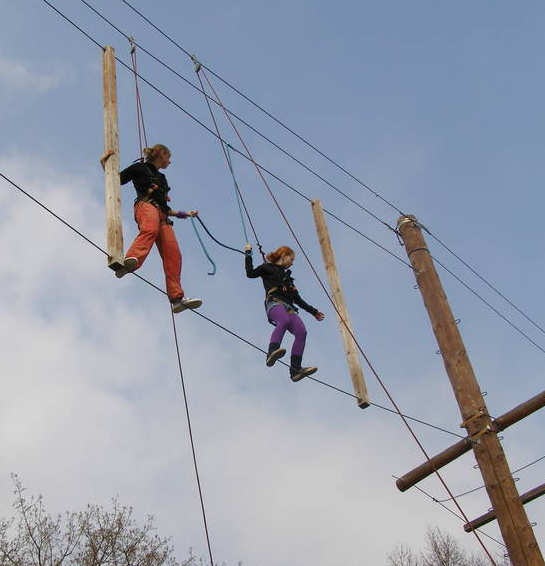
left=142, top=226, right=160, bottom=239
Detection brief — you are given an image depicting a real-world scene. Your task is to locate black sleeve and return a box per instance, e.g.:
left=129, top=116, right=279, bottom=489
left=119, top=163, right=152, bottom=187
left=293, top=291, right=318, bottom=316
left=245, top=252, right=268, bottom=278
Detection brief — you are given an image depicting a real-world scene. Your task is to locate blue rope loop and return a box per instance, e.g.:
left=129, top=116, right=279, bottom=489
left=190, top=216, right=216, bottom=275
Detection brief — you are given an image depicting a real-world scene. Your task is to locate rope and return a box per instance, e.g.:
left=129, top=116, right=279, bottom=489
left=435, top=453, right=545, bottom=503
left=129, top=36, right=148, bottom=159
left=0, top=170, right=464, bottom=442
left=170, top=312, right=215, bottom=566
left=391, top=476, right=507, bottom=549
left=195, top=216, right=245, bottom=256
left=118, top=0, right=406, bottom=221
left=190, top=216, right=216, bottom=275
left=2, top=169, right=501, bottom=562
left=113, top=0, right=545, bottom=357
left=193, top=59, right=265, bottom=260
left=225, top=144, right=249, bottom=243
left=52, top=0, right=413, bottom=272
left=199, top=68, right=498, bottom=564
left=1, top=165, right=500, bottom=564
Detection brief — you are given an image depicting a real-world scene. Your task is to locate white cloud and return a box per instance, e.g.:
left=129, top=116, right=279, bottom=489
left=0, top=153, right=541, bottom=566
left=0, top=57, right=64, bottom=93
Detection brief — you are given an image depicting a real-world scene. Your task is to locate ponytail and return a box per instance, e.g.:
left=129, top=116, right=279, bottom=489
left=143, top=144, right=171, bottom=162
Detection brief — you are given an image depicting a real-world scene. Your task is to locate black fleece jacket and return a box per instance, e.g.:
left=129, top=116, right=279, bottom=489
left=120, top=161, right=171, bottom=213
left=245, top=252, right=318, bottom=316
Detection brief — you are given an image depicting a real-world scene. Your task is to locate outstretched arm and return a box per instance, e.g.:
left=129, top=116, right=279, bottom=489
left=245, top=244, right=266, bottom=278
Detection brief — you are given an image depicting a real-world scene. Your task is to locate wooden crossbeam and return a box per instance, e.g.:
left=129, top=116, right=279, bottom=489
left=465, top=482, right=545, bottom=532
left=396, top=389, right=545, bottom=492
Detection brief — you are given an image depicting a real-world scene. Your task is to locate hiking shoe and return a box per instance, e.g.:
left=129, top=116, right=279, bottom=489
left=290, top=366, right=318, bottom=382
left=115, top=257, right=138, bottom=279
left=171, top=297, right=203, bottom=313
left=266, top=347, right=286, bottom=367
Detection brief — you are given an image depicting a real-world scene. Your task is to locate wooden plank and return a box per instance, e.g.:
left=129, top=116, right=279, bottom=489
left=102, top=46, right=124, bottom=270
left=311, top=199, right=370, bottom=408
left=465, top=482, right=545, bottom=532
left=397, top=214, right=544, bottom=566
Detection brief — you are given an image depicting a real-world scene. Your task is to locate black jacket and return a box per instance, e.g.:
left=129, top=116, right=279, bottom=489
left=245, top=252, right=318, bottom=316
left=120, top=161, right=171, bottom=213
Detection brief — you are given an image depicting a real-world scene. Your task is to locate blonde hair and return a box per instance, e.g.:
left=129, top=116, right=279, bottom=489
left=143, top=144, right=171, bottom=162
left=266, top=246, right=295, bottom=264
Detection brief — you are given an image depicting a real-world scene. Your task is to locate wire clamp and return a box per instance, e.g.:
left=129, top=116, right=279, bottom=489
left=190, top=54, right=202, bottom=73
left=129, top=35, right=136, bottom=54
left=460, top=408, right=486, bottom=429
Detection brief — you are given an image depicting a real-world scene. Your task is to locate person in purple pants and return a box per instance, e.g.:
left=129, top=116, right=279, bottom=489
left=245, top=244, right=325, bottom=382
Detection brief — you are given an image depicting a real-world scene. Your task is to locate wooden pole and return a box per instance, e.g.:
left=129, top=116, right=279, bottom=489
left=311, top=199, right=370, bottom=408
left=396, top=389, right=545, bottom=491
left=397, top=215, right=543, bottom=566
left=465, top=482, right=545, bottom=532
left=102, top=46, right=124, bottom=270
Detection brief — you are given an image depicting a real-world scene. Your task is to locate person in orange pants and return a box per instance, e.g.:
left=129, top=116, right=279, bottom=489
left=101, top=144, right=202, bottom=314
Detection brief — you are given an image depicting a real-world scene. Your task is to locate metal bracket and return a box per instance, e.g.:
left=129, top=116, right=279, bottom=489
left=460, top=408, right=486, bottom=429
left=190, top=53, right=202, bottom=73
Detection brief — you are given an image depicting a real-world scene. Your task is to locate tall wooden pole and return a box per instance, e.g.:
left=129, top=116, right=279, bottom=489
left=397, top=215, right=543, bottom=566
left=312, top=200, right=369, bottom=408
left=102, top=46, right=124, bottom=270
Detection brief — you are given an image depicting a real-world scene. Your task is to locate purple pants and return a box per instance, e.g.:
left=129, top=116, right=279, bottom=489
left=269, top=304, right=307, bottom=356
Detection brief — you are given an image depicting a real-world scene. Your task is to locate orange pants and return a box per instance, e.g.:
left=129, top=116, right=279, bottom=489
left=126, top=201, right=183, bottom=301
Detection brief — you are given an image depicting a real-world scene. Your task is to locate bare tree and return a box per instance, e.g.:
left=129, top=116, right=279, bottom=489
left=387, top=544, right=421, bottom=566
left=387, top=527, right=511, bottom=566
left=0, top=474, right=196, bottom=566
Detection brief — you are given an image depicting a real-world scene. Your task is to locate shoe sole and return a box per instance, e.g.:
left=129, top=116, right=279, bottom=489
left=183, top=298, right=203, bottom=310
left=115, top=257, right=138, bottom=279
left=171, top=298, right=203, bottom=313
left=266, top=348, right=286, bottom=367
left=290, top=366, right=318, bottom=382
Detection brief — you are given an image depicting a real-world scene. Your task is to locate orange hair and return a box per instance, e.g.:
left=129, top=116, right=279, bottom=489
left=266, top=246, right=295, bottom=264
left=143, top=144, right=171, bottom=162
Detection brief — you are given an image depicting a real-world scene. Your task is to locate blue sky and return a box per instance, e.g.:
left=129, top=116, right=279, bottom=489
left=1, top=1, right=544, bottom=564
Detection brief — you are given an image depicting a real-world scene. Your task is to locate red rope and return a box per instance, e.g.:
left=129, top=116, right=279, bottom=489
left=200, top=67, right=498, bottom=566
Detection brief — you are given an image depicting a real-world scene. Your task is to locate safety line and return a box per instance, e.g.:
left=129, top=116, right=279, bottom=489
left=195, top=216, right=245, bottom=256
left=0, top=171, right=464, bottom=442
left=116, top=0, right=545, bottom=356
left=193, top=62, right=265, bottom=258
left=199, top=68, right=497, bottom=564
left=436, top=454, right=545, bottom=504
left=129, top=37, right=148, bottom=158
left=0, top=167, right=215, bottom=563
left=190, top=216, right=216, bottom=275
left=40, top=0, right=414, bottom=267
left=170, top=311, right=215, bottom=566
left=53, top=0, right=545, bottom=364
left=427, top=229, right=545, bottom=338
left=1, top=169, right=497, bottom=562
